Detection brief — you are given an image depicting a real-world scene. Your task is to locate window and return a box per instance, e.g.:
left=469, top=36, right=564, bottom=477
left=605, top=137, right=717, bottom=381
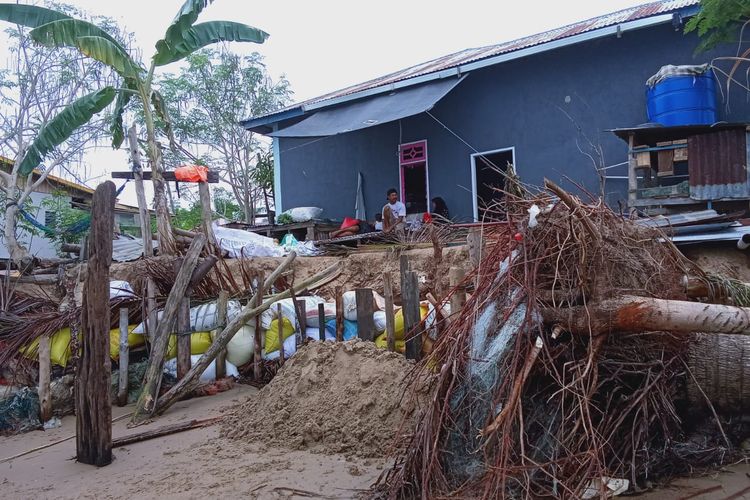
left=471, top=147, right=515, bottom=221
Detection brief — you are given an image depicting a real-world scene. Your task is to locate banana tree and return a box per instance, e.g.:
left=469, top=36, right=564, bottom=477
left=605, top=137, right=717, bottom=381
left=0, top=1, right=269, bottom=255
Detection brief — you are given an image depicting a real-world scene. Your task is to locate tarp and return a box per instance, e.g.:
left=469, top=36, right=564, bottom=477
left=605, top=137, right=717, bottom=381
left=355, top=171, right=366, bottom=221
left=269, top=77, right=465, bottom=138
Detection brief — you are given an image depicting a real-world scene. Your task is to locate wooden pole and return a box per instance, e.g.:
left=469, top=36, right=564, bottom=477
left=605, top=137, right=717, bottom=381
left=38, top=335, right=51, bottom=422
left=383, top=273, right=396, bottom=352
left=277, top=303, right=285, bottom=365
left=132, top=234, right=205, bottom=425
left=117, top=308, right=129, bottom=407
left=399, top=254, right=410, bottom=294
left=542, top=295, right=750, bottom=336
left=295, top=299, right=307, bottom=347
left=76, top=181, right=115, bottom=466
left=403, top=270, right=422, bottom=360
left=253, top=271, right=264, bottom=381
left=449, top=267, right=466, bottom=320
left=317, top=303, right=326, bottom=341
left=215, top=291, right=229, bottom=379
left=355, top=288, right=376, bottom=341
left=146, top=278, right=158, bottom=344
left=155, top=258, right=341, bottom=416
left=176, top=297, right=191, bottom=380
left=335, top=286, right=344, bottom=342
left=127, top=124, right=153, bottom=257
left=197, top=181, right=217, bottom=253
left=467, top=228, right=482, bottom=269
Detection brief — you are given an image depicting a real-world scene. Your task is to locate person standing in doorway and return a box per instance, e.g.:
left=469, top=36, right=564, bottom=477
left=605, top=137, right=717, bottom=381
left=382, top=188, right=406, bottom=233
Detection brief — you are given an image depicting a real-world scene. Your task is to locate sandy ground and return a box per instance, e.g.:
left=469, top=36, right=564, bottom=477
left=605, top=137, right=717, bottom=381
left=0, top=383, right=748, bottom=499
left=0, top=385, right=386, bottom=499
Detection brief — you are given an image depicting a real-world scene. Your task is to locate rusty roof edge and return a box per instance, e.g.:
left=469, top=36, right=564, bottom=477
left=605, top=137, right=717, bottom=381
left=243, top=2, right=698, bottom=132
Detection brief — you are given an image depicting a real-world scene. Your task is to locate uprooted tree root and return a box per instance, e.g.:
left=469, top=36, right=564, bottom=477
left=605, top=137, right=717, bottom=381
left=375, top=185, right=746, bottom=499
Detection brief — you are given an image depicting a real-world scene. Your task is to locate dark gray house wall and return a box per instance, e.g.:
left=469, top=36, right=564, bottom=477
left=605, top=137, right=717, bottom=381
left=277, top=23, right=750, bottom=221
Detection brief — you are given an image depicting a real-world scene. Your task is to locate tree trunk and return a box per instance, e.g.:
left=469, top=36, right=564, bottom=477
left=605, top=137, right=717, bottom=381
left=543, top=295, right=750, bottom=336
left=150, top=144, right=177, bottom=256
left=4, top=202, right=33, bottom=272
left=75, top=181, right=115, bottom=467
left=127, top=124, right=154, bottom=257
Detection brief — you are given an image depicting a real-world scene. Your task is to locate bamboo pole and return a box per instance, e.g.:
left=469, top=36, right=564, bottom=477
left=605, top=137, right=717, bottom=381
left=155, top=257, right=340, bottom=416
left=131, top=234, right=205, bottom=425
left=38, top=335, right=51, bottom=423
left=383, top=272, right=396, bottom=352
left=76, top=181, right=116, bottom=466
left=215, top=291, right=229, bottom=379
left=117, top=308, right=129, bottom=407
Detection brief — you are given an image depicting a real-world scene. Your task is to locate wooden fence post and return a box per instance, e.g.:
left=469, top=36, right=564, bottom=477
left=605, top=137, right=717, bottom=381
left=215, top=291, right=229, bottom=379
left=335, top=286, right=344, bottom=342
left=449, top=267, right=466, bottom=320
left=146, top=278, right=158, bottom=344
left=198, top=181, right=217, bottom=253
left=117, top=308, right=129, bottom=407
left=76, top=181, right=115, bottom=466
left=317, top=303, right=326, bottom=341
left=355, top=288, right=375, bottom=341
left=127, top=124, right=153, bottom=257
left=467, top=228, right=482, bottom=269
left=38, top=335, right=51, bottom=422
left=295, top=299, right=307, bottom=346
left=403, top=270, right=422, bottom=361
left=254, top=271, right=264, bottom=381
left=277, top=303, right=285, bottom=365
left=383, top=273, right=396, bottom=352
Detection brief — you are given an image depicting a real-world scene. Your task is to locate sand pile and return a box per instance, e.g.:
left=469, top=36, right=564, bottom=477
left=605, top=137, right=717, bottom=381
left=223, top=340, right=421, bottom=457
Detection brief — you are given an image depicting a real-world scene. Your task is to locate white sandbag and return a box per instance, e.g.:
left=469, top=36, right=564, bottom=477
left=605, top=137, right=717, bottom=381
left=212, top=222, right=287, bottom=258
left=224, top=324, right=255, bottom=367
left=425, top=302, right=450, bottom=340
left=374, top=310, right=387, bottom=332
left=281, top=206, right=323, bottom=222
left=163, top=355, right=239, bottom=383
left=305, top=302, right=336, bottom=327
left=342, top=290, right=387, bottom=321
left=109, top=280, right=135, bottom=299
left=260, top=296, right=324, bottom=331
left=263, top=334, right=297, bottom=360
left=133, top=299, right=242, bottom=334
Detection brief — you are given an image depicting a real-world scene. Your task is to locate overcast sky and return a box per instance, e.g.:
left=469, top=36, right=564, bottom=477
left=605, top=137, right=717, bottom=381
left=5, top=0, right=653, bottom=207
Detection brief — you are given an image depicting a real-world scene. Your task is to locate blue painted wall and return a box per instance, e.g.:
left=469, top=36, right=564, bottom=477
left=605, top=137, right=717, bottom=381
left=277, top=23, right=750, bottom=221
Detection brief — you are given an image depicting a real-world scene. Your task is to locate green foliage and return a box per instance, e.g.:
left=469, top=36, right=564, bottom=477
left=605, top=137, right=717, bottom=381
left=0, top=3, right=70, bottom=28
left=276, top=213, right=293, bottom=225
left=40, top=190, right=89, bottom=252
left=213, top=186, right=242, bottom=220
left=153, top=21, right=268, bottom=66
left=685, top=0, right=750, bottom=51
left=173, top=201, right=203, bottom=230
left=19, top=87, right=117, bottom=175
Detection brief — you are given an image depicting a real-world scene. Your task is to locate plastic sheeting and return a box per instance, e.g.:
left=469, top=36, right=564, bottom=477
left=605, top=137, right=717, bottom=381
left=213, top=222, right=286, bottom=258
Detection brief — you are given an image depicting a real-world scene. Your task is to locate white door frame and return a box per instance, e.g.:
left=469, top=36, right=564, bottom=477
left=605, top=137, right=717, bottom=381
left=470, top=146, right=516, bottom=221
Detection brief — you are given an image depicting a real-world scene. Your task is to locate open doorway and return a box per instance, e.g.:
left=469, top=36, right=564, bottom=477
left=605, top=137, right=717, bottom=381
left=399, top=140, right=429, bottom=215
left=471, top=148, right=515, bottom=221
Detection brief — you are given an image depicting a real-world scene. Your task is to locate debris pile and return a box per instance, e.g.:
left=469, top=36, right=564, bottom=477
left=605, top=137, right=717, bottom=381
left=223, top=340, right=421, bottom=457
left=378, top=181, right=750, bottom=498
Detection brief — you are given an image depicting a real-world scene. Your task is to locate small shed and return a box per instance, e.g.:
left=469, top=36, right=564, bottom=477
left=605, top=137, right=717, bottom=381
left=612, top=123, right=750, bottom=213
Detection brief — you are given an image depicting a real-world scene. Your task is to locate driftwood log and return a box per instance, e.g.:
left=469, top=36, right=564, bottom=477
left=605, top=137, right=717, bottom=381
left=155, top=255, right=340, bottom=416
left=543, top=295, right=750, bottom=336
left=131, top=235, right=205, bottom=425
left=76, top=182, right=115, bottom=466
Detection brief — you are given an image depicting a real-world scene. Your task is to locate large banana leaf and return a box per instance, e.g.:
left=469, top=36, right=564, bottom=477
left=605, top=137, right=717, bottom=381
left=153, top=21, right=268, bottom=66
left=30, top=18, right=127, bottom=52
left=0, top=4, right=70, bottom=28
left=160, top=0, right=212, bottom=47
left=19, top=87, right=117, bottom=176
left=111, top=78, right=140, bottom=149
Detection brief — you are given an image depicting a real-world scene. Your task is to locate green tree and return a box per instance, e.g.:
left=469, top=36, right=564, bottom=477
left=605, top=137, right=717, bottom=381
left=685, top=0, right=750, bottom=51
left=158, top=49, right=290, bottom=223
left=172, top=200, right=202, bottom=230
left=0, top=0, right=270, bottom=256
left=213, top=186, right=242, bottom=220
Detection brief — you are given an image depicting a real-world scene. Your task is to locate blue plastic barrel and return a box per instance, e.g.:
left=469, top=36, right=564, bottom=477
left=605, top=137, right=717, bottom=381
left=646, top=70, right=717, bottom=126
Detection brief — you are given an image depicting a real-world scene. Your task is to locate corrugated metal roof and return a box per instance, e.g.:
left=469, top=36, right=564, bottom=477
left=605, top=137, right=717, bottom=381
left=112, top=235, right=158, bottom=262
left=247, top=0, right=698, bottom=127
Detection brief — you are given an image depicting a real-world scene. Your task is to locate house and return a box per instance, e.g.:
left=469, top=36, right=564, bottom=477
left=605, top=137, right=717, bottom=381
left=0, top=156, right=147, bottom=259
left=242, top=0, right=750, bottom=222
